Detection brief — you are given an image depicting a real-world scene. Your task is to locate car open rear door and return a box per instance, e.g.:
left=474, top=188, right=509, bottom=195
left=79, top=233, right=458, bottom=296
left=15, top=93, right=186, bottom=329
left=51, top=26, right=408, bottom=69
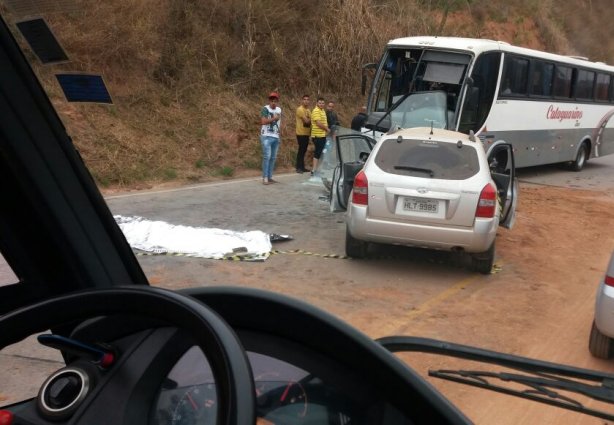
left=329, top=132, right=375, bottom=212
left=487, top=143, right=518, bottom=229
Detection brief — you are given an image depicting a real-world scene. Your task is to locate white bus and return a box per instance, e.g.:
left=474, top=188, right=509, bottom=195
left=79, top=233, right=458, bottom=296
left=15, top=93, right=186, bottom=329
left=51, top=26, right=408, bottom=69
left=362, top=36, right=614, bottom=170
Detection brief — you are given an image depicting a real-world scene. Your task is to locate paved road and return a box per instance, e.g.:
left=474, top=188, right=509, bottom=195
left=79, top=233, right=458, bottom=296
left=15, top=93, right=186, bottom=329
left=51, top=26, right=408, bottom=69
left=2, top=154, right=612, bottom=288
left=516, top=154, right=614, bottom=189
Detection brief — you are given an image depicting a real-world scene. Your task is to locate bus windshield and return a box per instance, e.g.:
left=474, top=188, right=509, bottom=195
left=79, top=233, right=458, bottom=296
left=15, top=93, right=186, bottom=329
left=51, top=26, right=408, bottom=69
left=372, top=91, right=449, bottom=131
left=368, top=47, right=472, bottom=132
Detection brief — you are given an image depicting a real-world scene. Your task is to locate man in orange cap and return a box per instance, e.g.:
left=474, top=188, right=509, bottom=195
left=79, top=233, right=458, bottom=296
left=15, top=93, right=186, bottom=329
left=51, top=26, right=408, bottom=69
left=259, top=91, right=282, bottom=185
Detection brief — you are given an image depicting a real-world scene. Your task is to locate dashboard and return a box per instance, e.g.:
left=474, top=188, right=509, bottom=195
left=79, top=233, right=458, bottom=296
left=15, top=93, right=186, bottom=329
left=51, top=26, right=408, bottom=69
left=2, top=287, right=469, bottom=425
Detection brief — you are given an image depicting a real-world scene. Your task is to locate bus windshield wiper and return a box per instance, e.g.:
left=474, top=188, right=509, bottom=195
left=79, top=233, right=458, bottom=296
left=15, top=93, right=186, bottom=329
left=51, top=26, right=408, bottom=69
left=394, top=165, right=434, bottom=177
left=431, top=369, right=614, bottom=421
left=371, top=92, right=412, bottom=136
left=377, top=336, right=614, bottom=421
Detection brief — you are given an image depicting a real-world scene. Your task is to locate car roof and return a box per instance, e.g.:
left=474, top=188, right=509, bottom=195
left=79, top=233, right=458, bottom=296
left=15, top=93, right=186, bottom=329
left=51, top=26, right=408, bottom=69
left=382, top=127, right=481, bottom=146
left=0, top=14, right=148, bottom=315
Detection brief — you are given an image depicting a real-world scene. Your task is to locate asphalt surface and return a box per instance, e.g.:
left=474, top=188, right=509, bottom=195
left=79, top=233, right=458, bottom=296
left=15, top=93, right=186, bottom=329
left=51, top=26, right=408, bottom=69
left=516, top=154, right=614, bottom=190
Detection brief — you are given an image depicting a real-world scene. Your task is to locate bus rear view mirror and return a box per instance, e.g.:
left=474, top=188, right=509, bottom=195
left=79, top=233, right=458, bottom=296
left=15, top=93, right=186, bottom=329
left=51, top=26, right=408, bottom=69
left=361, top=63, right=377, bottom=95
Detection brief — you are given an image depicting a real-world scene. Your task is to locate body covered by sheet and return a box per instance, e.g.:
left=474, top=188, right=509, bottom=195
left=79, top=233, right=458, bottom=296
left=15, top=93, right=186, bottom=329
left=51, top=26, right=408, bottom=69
left=115, top=215, right=272, bottom=261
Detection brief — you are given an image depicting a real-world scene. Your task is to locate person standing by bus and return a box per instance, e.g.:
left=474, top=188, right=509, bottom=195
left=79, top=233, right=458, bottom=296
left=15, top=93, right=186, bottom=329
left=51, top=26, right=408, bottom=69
left=310, top=97, right=329, bottom=176
left=295, top=94, right=311, bottom=173
left=260, top=92, right=282, bottom=185
left=325, top=101, right=340, bottom=137
left=351, top=105, right=368, bottom=131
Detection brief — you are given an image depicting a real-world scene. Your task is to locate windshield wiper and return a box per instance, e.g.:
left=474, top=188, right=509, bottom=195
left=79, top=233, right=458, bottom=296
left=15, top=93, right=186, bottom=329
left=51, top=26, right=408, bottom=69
left=371, top=92, right=412, bottom=136
left=431, top=369, right=614, bottom=421
left=393, top=165, right=434, bottom=177
left=377, top=336, right=614, bottom=421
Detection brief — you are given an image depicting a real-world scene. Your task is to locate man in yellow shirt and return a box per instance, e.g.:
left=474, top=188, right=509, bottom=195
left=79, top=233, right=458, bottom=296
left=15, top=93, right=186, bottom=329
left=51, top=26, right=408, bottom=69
left=294, top=94, right=311, bottom=173
left=310, top=97, right=329, bottom=176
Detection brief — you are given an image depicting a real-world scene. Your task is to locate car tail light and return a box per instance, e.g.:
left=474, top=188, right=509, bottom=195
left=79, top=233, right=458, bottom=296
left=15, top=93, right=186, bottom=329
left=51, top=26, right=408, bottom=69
left=475, top=183, right=496, bottom=218
left=0, top=411, right=14, bottom=425
left=352, top=170, right=368, bottom=205
left=606, top=274, right=614, bottom=287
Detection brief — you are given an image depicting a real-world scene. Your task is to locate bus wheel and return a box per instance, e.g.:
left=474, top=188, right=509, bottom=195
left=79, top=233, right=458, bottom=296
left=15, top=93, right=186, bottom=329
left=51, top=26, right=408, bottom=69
left=570, top=143, right=588, bottom=172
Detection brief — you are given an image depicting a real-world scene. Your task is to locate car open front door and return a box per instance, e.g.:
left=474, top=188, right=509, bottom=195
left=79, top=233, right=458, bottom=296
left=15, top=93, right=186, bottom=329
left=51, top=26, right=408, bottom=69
left=487, top=143, right=518, bottom=229
left=329, top=132, right=375, bottom=212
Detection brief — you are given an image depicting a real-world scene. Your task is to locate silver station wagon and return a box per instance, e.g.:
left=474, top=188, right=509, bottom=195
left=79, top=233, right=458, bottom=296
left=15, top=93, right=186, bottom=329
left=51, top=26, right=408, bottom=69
left=344, top=127, right=518, bottom=273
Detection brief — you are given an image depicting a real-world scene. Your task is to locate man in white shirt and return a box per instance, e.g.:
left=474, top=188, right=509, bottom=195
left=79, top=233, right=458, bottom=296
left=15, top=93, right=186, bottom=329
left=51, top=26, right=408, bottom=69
left=260, top=92, right=282, bottom=185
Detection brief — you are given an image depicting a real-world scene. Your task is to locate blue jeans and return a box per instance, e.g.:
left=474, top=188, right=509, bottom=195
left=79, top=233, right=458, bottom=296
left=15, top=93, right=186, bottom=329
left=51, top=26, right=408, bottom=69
left=260, top=135, right=280, bottom=179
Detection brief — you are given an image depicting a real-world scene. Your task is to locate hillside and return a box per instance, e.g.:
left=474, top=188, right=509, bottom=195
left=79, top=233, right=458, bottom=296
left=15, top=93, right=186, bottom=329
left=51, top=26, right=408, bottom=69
left=3, top=0, right=614, bottom=189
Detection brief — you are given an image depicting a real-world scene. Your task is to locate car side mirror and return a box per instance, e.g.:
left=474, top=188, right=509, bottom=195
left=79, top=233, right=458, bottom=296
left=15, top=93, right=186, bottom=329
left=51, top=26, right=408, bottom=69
left=359, top=151, right=370, bottom=162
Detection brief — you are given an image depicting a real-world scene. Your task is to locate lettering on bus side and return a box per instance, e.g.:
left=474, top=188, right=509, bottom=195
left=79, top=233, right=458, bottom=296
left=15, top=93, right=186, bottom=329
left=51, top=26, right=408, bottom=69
left=546, top=105, right=583, bottom=122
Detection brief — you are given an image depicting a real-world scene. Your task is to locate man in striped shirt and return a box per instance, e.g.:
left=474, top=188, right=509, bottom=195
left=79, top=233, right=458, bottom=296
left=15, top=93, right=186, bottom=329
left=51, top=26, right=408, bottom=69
left=310, top=97, right=329, bottom=176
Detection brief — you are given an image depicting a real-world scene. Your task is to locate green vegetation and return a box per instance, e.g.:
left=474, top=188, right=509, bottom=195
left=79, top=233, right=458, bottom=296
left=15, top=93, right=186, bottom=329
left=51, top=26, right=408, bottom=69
left=216, top=166, right=235, bottom=177
left=163, top=168, right=178, bottom=180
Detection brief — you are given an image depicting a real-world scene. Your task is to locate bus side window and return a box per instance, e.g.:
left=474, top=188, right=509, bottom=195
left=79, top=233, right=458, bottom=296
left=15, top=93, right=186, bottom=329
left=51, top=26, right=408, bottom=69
left=501, top=55, right=529, bottom=96
left=553, top=66, right=573, bottom=98
left=529, top=61, right=554, bottom=97
left=595, top=73, right=611, bottom=101
left=575, top=69, right=595, bottom=100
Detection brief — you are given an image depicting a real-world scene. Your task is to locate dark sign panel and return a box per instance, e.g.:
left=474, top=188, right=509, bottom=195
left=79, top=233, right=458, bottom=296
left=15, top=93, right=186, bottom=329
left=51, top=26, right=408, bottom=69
left=16, top=18, right=68, bottom=64
left=56, top=74, right=113, bottom=104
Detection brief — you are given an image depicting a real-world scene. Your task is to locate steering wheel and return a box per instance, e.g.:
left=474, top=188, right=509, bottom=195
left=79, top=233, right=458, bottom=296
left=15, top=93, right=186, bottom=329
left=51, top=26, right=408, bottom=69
left=0, top=286, right=255, bottom=425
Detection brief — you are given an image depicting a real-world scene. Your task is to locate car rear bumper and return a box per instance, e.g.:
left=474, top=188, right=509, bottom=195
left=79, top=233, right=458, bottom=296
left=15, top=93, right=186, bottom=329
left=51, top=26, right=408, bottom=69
left=347, top=203, right=497, bottom=253
left=594, top=281, right=614, bottom=338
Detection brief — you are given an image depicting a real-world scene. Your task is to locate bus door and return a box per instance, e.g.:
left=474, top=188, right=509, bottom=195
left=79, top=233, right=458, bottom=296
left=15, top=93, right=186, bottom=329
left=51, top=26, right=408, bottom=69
left=458, top=52, right=501, bottom=135
left=329, top=133, right=375, bottom=212
left=487, top=143, right=518, bottom=229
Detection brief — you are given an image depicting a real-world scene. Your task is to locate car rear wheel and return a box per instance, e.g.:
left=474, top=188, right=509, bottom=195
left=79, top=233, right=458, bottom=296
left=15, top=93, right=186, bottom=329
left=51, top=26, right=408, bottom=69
left=471, top=242, right=495, bottom=274
left=589, top=320, right=613, bottom=359
left=345, top=228, right=368, bottom=258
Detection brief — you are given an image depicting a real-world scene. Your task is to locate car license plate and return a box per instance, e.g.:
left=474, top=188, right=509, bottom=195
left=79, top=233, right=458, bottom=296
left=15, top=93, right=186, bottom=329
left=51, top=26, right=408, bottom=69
left=403, top=197, right=439, bottom=213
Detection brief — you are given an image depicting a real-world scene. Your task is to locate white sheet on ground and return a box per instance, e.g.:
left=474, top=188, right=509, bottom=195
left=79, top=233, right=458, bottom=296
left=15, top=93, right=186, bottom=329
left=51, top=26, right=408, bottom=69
left=114, top=215, right=271, bottom=261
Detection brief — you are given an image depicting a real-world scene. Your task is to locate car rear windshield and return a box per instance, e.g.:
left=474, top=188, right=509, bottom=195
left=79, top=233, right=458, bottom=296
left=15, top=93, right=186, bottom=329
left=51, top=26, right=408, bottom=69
left=374, top=138, right=480, bottom=180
